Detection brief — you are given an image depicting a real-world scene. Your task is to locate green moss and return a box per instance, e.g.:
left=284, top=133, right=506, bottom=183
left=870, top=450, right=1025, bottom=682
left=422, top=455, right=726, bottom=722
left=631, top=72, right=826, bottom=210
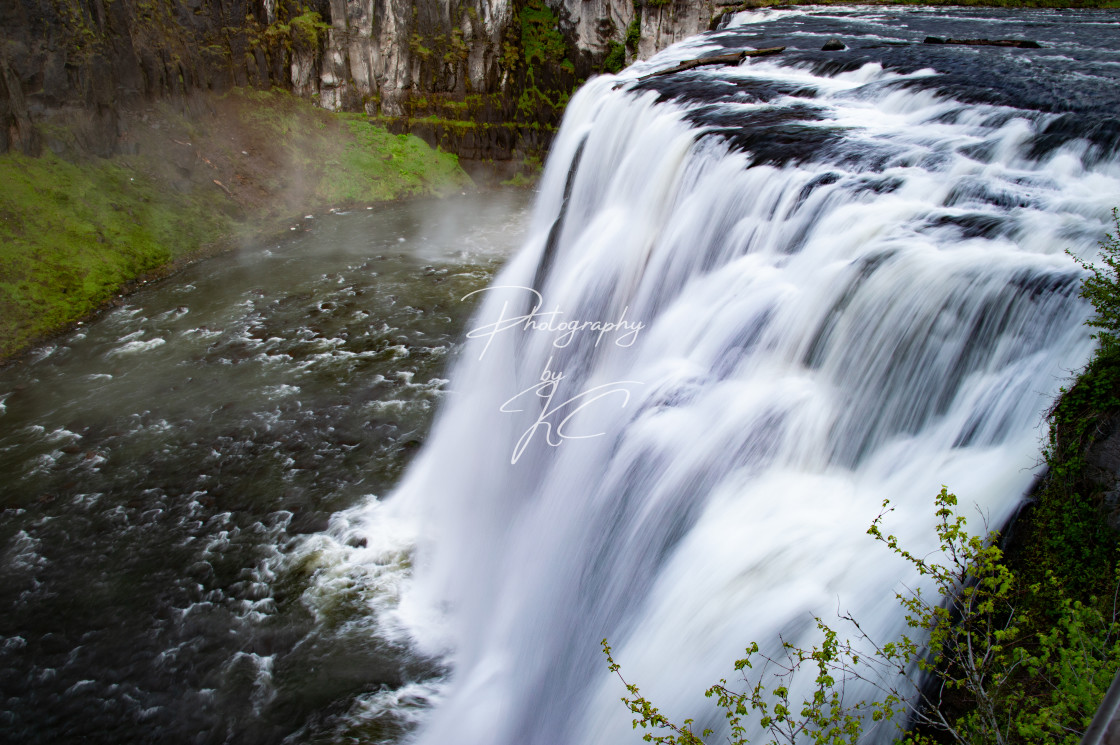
left=0, top=89, right=472, bottom=360
left=0, top=151, right=230, bottom=357
left=602, top=40, right=627, bottom=73
left=1015, top=342, right=1120, bottom=601
left=256, top=3, right=331, bottom=53
left=289, top=11, right=329, bottom=48
left=409, top=32, right=434, bottom=60
left=514, top=0, right=574, bottom=120
left=410, top=115, right=478, bottom=130
left=404, top=93, right=508, bottom=121
left=262, top=21, right=293, bottom=50
left=517, top=85, right=570, bottom=118
left=520, top=0, right=567, bottom=68
left=444, top=28, right=470, bottom=64
left=1009, top=214, right=1120, bottom=607
left=625, top=15, right=642, bottom=54
left=500, top=155, right=544, bottom=188
left=319, top=117, right=470, bottom=203
left=500, top=37, right=521, bottom=71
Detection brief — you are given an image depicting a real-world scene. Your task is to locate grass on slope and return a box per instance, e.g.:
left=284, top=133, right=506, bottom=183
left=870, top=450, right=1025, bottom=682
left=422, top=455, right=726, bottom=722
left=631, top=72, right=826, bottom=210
left=0, top=152, right=230, bottom=356
left=0, top=88, right=471, bottom=360
left=321, top=114, right=470, bottom=204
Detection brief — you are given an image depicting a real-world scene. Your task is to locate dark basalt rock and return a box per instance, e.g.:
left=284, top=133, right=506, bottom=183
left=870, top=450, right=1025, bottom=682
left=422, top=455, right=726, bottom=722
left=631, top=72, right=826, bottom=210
left=0, top=0, right=582, bottom=160
left=821, top=38, right=846, bottom=51
left=925, top=36, right=1042, bottom=49
left=0, top=0, right=321, bottom=156
left=0, top=53, right=40, bottom=155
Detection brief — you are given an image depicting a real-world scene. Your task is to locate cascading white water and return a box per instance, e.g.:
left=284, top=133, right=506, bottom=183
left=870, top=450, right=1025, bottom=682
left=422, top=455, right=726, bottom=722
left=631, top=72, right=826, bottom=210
left=345, top=11, right=1120, bottom=744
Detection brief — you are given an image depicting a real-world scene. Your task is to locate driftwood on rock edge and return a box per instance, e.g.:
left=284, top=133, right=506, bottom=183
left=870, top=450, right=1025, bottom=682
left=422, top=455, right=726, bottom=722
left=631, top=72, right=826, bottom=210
left=636, top=47, right=786, bottom=82
left=924, top=36, right=1042, bottom=49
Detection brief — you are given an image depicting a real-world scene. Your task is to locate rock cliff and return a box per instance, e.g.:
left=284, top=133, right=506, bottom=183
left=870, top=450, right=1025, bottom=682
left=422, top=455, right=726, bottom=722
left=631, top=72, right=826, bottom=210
left=0, top=0, right=737, bottom=161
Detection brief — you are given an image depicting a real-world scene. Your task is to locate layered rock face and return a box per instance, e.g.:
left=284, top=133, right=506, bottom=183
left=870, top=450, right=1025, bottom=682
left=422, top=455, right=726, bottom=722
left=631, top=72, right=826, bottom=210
left=313, top=0, right=517, bottom=115
left=311, top=0, right=729, bottom=116
left=1, top=0, right=323, bottom=156
left=0, top=0, right=734, bottom=159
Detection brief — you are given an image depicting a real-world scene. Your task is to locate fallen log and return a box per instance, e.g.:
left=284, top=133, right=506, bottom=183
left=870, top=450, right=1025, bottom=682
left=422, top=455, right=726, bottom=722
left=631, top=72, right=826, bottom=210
left=924, top=36, right=1042, bottom=49
left=636, top=47, right=785, bottom=82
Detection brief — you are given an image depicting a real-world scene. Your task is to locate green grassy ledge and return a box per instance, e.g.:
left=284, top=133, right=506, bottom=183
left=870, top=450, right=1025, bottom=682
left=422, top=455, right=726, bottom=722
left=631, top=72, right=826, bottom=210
left=0, top=151, right=228, bottom=354
left=0, top=88, right=471, bottom=361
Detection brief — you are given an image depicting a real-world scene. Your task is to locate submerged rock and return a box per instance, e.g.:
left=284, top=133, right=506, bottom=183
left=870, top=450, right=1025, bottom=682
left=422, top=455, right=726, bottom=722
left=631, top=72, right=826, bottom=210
left=925, top=36, right=1042, bottom=48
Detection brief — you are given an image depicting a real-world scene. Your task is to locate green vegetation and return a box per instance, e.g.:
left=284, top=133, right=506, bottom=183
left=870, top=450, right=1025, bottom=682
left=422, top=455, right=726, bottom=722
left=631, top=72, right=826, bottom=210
left=603, top=41, right=628, bottom=74
left=0, top=152, right=229, bottom=357
left=626, top=15, right=643, bottom=55
left=1029, top=211, right=1120, bottom=599
left=500, top=155, right=544, bottom=187
left=1070, top=211, right=1120, bottom=360
left=322, top=115, right=469, bottom=203
left=606, top=489, right=1120, bottom=744
left=600, top=4, right=642, bottom=74
left=517, top=0, right=576, bottom=118
left=392, top=0, right=578, bottom=161
left=254, top=1, right=331, bottom=54
left=288, top=11, right=330, bottom=48
left=409, top=32, right=435, bottom=60
left=605, top=215, right=1120, bottom=743
left=520, top=0, right=568, bottom=68
left=445, top=28, right=471, bottom=65
left=0, top=88, right=470, bottom=360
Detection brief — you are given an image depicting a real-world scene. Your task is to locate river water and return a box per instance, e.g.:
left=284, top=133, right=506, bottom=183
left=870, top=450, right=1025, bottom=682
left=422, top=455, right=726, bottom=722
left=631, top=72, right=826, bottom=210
left=4, top=6, right=1120, bottom=745
left=0, top=194, right=530, bottom=742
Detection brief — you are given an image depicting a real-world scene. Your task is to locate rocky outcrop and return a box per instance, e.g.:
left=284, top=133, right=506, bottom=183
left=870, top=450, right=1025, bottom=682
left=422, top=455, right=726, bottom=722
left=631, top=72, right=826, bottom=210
left=306, top=0, right=748, bottom=157
left=631, top=0, right=725, bottom=61
left=309, top=0, right=734, bottom=117
left=0, top=0, right=738, bottom=160
left=0, top=0, right=322, bottom=156
left=313, top=0, right=515, bottom=115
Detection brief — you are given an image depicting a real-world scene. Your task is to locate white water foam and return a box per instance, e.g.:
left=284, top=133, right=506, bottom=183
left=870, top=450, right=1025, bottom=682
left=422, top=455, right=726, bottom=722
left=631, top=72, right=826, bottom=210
left=333, top=28, right=1115, bottom=745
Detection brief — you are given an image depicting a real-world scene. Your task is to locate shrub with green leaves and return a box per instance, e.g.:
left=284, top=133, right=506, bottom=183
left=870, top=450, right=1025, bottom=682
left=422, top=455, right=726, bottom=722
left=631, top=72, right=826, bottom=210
left=605, top=488, right=1120, bottom=745
left=1069, top=209, right=1120, bottom=360
left=607, top=210, right=1120, bottom=744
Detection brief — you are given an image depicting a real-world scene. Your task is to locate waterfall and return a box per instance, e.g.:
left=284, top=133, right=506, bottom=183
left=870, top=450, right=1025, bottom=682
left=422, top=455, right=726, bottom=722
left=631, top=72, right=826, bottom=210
left=354, top=11, right=1120, bottom=744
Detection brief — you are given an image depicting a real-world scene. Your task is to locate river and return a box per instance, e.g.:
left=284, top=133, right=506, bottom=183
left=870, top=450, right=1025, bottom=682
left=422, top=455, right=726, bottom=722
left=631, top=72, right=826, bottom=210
left=0, top=193, right=530, bottom=742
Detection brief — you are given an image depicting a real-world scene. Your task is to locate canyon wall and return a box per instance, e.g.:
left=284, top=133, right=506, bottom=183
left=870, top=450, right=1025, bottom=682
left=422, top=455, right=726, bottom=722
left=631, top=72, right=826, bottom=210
left=0, top=0, right=739, bottom=160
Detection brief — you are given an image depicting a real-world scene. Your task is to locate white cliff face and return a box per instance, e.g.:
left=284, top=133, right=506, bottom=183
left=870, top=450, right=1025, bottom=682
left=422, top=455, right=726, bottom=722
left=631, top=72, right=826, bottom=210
left=310, top=0, right=728, bottom=116
left=292, top=47, right=320, bottom=100
left=555, top=0, right=635, bottom=56
left=552, top=0, right=727, bottom=60
left=633, top=0, right=723, bottom=60
left=312, top=0, right=514, bottom=116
